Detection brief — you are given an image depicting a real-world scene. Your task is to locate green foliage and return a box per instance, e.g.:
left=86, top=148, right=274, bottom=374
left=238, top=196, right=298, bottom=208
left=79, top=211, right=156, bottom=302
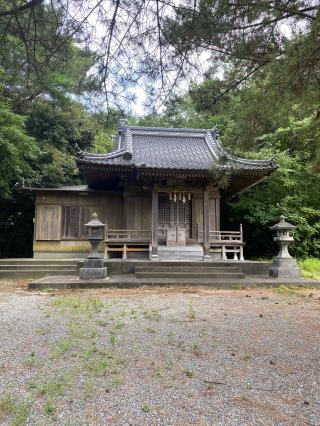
left=299, top=258, right=320, bottom=281
left=166, top=0, right=320, bottom=104
left=25, top=98, right=96, bottom=188
left=0, top=3, right=97, bottom=110
left=0, top=101, right=36, bottom=197
left=93, top=132, right=114, bottom=154
left=228, top=150, right=320, bottom=258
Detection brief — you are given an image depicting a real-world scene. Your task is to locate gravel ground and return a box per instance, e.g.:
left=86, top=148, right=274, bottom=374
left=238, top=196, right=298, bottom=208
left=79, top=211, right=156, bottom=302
left=0, top=280, right=319, bottom=425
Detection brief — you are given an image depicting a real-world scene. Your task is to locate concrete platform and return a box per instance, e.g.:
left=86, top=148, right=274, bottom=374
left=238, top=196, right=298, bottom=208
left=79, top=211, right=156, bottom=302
left=28, top=274, right=320, bottom=290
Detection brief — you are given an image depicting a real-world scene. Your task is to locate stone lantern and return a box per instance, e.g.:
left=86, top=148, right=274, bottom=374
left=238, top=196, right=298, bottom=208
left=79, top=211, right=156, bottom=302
left=269, top=215, right=300, bottom=278
left=79, top=212, right=107, bottom=280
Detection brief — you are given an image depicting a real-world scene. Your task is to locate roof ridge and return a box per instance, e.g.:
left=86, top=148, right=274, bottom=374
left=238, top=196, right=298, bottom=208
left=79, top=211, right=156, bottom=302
left=122, top=125, right=216, bottom=133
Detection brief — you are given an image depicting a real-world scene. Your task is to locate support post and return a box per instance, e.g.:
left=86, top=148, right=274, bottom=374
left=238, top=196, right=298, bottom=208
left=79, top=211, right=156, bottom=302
left=239, top=245, right=244, bottom=261
left=233, top=249, right=238, bottom=260
left=239, top=224, right=244, bottom=261
left=222, top=245, right=227, bottom=260
left=203, top=185, right=210, bottom=261
left=151, top=186, right=159, bottom=260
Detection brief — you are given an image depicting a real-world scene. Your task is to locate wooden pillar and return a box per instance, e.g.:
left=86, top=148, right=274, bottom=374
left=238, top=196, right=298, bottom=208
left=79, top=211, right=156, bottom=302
left=203, top=185, right=210, bottom=260
left=151, top=186, right=159, bottom=260
left=239, top=224, right=244, bottom=261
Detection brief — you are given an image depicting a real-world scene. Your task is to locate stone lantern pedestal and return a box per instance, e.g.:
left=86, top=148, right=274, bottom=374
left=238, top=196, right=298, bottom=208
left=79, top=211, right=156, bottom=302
left=79, top=213, right=107, bottom=280
left=269, top=215, right=300, bottom=278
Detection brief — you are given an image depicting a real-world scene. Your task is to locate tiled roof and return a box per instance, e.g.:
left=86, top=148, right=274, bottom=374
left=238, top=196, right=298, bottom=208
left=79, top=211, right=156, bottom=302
left=76, top=126, right=277, bottom=173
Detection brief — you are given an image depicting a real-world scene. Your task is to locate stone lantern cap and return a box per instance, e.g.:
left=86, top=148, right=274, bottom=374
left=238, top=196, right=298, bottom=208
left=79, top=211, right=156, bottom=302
left=84, top=212, right=105, bottom=228
left=270, top=215, right=296, bottom=231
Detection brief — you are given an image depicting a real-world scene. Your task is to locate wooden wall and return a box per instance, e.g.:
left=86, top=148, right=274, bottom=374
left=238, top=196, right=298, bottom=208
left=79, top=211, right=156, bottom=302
left=192, top=195, right=220, bottom=237
left=33, top=187, right=221, bottom=257
left=124, top=193, right=151, bottom=230
left=33, top=189, right=123, bottom=257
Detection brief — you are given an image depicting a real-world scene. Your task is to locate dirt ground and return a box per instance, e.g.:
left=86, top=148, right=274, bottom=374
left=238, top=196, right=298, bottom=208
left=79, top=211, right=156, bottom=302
left=0, top=280, right=319, bottom=425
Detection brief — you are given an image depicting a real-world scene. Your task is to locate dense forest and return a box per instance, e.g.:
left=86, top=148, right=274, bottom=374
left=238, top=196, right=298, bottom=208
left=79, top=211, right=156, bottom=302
left=0, top=0, right=319, bottom=259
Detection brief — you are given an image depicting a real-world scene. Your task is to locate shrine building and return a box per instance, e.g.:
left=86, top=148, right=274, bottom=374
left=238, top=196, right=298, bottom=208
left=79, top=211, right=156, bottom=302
left=31, top=125, right=277, bottom=261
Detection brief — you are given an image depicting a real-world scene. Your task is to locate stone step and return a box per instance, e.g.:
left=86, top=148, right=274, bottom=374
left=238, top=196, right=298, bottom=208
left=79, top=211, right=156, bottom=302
left=158, top=245, right=203, bottom=251
left=136, top=261, right=242, bottom=267
left=0, top=259, right=79, bottom=265
left=158, top=254, right=204, bottom=260
left=135, top=266, right=241, bottom=273
left=158, top=250, right=203, bottom=255
left=158, top=257, right=204, bottom=261
left=0, top=264, right=77, bottom=270
left=29, top=274, right=262, bottom=290
left=135, top=271, right=246, bottom=279
left=158, top=245, right=204, bottom=261
left=0, top=269, right=77, bottom=279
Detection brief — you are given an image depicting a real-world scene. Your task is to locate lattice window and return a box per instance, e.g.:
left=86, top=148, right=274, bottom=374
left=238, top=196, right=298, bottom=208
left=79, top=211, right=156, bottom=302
left=177, top=200, right=191, bottom=224
left=159, top=197, right=170, bottom=223
left=159, top=197, right=191, bottom=225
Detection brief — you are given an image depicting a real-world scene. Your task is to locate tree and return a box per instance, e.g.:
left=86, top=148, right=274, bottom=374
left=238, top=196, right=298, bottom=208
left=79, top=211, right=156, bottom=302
left=0, top=1, right=97, bottom=112
left=0, top=100, right=36, bottom=197
left=1, top=1, right=318, bottom=111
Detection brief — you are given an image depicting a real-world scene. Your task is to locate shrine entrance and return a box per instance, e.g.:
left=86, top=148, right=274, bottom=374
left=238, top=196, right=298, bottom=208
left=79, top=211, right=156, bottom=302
left=158, top=193, right=192, bottom=245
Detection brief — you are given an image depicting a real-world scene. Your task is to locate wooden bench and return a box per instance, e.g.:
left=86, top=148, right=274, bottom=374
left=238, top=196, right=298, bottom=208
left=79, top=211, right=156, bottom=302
left=104, top=229, right=152, bottom=259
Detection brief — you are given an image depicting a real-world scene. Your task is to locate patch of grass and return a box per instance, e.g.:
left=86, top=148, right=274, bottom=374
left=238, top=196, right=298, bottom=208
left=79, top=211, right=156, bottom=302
left=167, top=331, right=176, bottom=346
left=183, top=368, right=194, bottom=378
left=142, top=404, right=151, bottom=413
left=241, top=354, right=251, bottom=361
left=52, top=296, right=105, bottom=315
left=232, top=284, right=247, bottom=290
left=43, top=400, right=56, bottom=416
left=111, top=374, right=124, bottom=386
left=37, top=378, right=66, bottom=399
left=191, top=342, right=201, bottom=356
left=109, top=333, right=118, bottom=346
left=143, top=308, right=161, bottom=321
left=84, top=347, right=125, bottom=378
left=67, top=320, right=97, bottom=339
left=36, top=326, right=51, bottom=335
left=85, top=358, right=110, bottom=376
left=25, top=351, right=38, bottom=367
left=111, top=322, right=125, bottom=332
left=273, top=285, right=303, bottom=295
left=84, top=378, right=94, bottom=399
left=29, top=376, right=69, bottom=417
left=0, top=395, right=32, bottom=426
left=96, top=320, right=108, bottom=327
left=187, top=301, right=195, bottom=319
left=299, top=258, right=320, bottom=281
left=52, top=337, right=73, bottom=358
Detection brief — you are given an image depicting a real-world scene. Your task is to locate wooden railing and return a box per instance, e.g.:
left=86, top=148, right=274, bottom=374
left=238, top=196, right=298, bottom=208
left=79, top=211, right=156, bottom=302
left=197, top=224, right=244, bottom=261
left=105, top=229, right=152, bottom=242
left=104, top=226, right=245, bottom=260
left=197, top=230, right=243, bottom=242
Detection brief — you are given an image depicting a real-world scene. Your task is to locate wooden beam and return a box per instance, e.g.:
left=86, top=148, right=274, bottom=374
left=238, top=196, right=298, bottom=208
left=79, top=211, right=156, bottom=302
left=151, top=186, right=159, bottom=259
left=203, top=185, right=210, bottom=260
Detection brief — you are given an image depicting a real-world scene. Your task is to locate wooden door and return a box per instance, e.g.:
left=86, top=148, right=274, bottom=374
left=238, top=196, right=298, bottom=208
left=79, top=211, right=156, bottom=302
left=159, top=196, right=191, bottom=244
